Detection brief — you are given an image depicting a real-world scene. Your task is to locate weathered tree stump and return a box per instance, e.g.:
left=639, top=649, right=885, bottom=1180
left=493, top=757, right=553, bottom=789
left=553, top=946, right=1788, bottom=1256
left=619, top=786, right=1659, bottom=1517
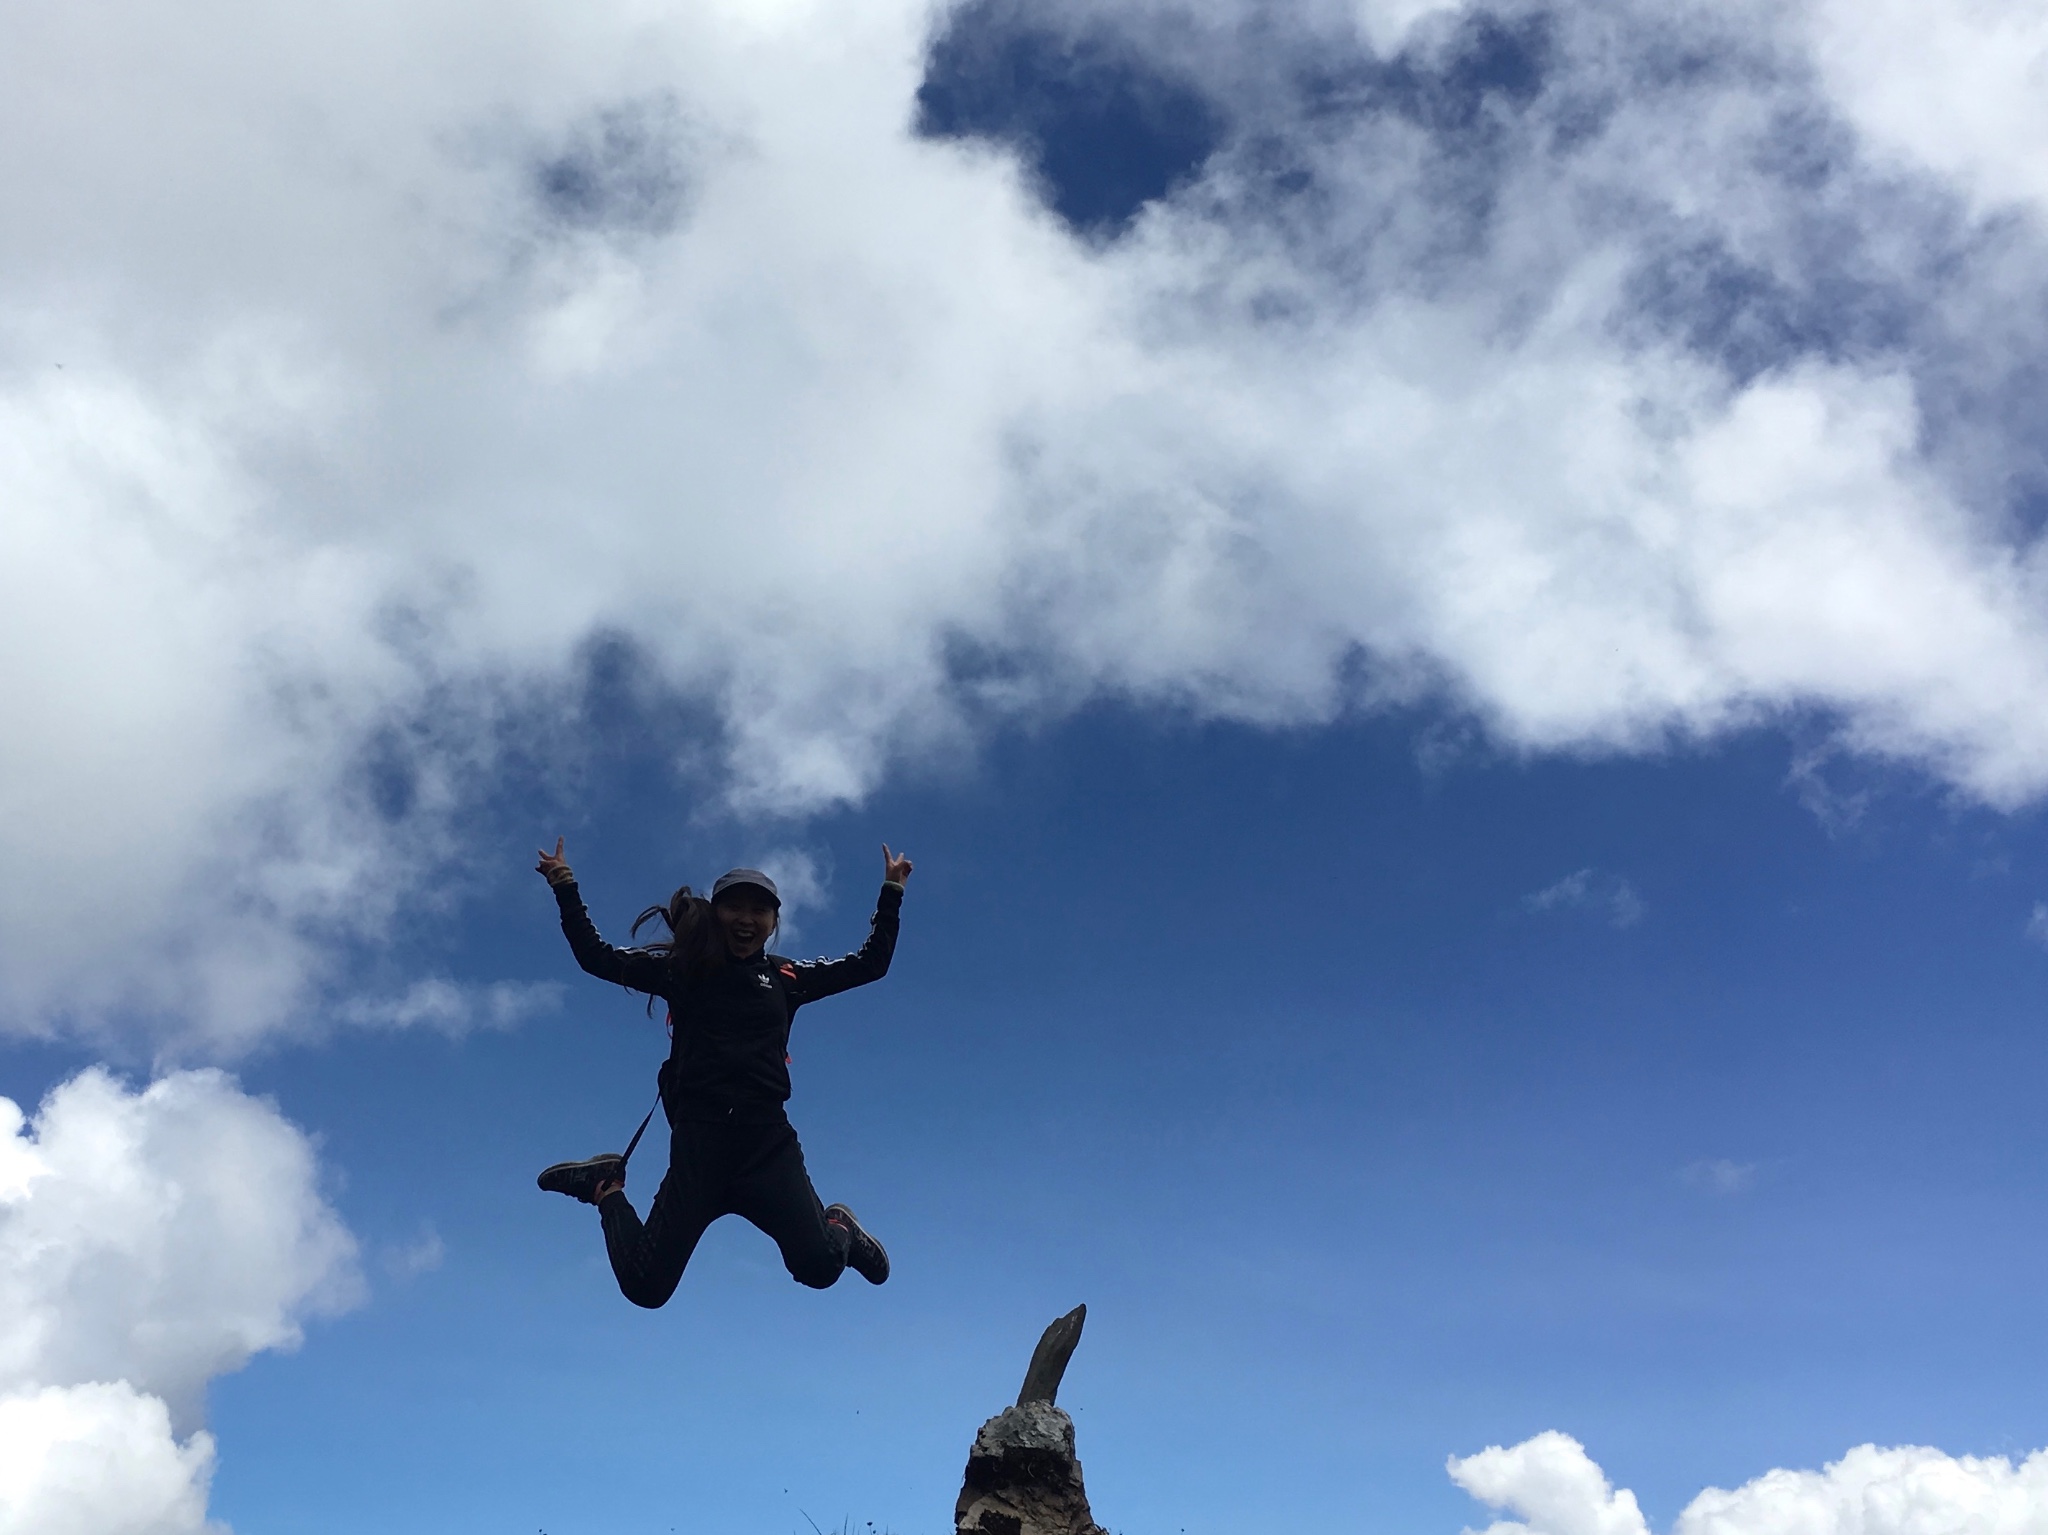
left=956, top=1307, right=1108, bottom=1535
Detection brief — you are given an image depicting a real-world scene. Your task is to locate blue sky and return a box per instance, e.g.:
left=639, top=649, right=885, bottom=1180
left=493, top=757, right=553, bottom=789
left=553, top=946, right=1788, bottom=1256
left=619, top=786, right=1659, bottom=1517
left=9, top=1, right=2048, bottom=1533
left=20, top=707, right=2048, bottom=1532
left=228, top=721, right=2048, bottom=1529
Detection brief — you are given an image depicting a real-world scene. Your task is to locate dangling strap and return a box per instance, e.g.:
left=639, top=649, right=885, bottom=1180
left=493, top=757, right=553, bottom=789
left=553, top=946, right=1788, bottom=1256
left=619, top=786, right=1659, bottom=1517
left=620, top=1005, right=677, bottom=1171
left=620, top=1092, right=659, bottom=1170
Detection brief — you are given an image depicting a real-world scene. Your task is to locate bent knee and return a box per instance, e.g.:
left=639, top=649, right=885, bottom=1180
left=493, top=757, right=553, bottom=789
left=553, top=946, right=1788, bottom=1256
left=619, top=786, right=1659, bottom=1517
left=616, top=1271, right=681, bottom=1309
left=787, top=1256, right=843, bottom=1290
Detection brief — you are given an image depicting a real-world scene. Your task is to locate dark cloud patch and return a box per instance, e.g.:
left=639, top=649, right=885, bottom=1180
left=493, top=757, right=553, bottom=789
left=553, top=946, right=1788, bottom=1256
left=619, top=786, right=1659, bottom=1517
left=916, top=0, right=1225, bottom=236
left=1612, top=101, right=1922, bottom=379
left=1207, top=8, right=2017, bottom=392
left=1295, top=10, right=1552, bottom=137
left=1180, top=10, right=1564, bottom=300
left=1622, top=225, right=1917, bottom=383
left=362, top=727, right=418, bottom=822
left=533, top=95, right=692, bottom=238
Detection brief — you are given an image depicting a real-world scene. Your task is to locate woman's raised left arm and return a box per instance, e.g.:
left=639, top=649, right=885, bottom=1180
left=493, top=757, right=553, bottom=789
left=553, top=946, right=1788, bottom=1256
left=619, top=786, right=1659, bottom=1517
left=781, top=845, right=910, bottom=1005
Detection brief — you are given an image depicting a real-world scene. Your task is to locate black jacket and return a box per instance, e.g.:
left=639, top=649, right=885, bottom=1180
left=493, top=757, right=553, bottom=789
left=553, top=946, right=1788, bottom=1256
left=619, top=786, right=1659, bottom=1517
left=552, top=879, right=903, bottom=1118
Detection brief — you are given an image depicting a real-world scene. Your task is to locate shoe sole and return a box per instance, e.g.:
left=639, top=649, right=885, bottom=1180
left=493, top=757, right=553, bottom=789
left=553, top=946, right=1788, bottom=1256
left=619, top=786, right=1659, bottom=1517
left=537, top=1156, right=624, bottom=1202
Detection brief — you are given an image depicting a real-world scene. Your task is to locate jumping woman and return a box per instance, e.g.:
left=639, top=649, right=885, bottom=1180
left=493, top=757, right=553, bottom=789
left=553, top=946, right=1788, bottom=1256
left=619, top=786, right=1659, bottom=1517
left=533, top=839, right=911, bottom=1305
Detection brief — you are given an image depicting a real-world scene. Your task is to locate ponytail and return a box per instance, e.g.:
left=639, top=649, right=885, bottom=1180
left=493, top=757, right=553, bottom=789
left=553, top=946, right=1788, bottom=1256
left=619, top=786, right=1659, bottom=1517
left=630, top=886, right=724, bottom=981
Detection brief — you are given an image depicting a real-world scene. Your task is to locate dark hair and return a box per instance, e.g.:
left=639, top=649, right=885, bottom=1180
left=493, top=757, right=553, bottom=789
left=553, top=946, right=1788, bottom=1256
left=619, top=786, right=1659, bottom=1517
left=630, top=886, right=725, bottom=981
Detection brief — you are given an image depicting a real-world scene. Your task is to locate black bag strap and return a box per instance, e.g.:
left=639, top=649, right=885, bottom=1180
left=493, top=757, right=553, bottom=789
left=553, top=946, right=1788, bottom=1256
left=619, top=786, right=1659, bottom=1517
left=620, top=1004, right=676, bottom=1171
left=620, top=1093, right=659, bottom=1169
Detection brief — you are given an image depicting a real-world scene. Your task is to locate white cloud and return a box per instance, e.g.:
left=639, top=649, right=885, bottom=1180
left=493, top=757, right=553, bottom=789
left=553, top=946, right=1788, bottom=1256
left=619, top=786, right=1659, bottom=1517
left=1807, top=0, right=2048, bottom=220
left=1675, top=1444, right=2048, bottom=1535
left=337, top=979, right=562, bottom=1037
left=0, top=1068, right=361, bottom=1429
left=7, top=0, right=2048, bottom=1050
left=751, top=847, right=830, bottom=918
left=1525, top=870, right=1646, bottom=930
left=1786, top=749, right=1874, bottom=837
left=1453, top=1431, right=1651, bottom=1535
left=2026, top=902, right=2048, bottom=947
left=748, top=846, right=831, bottom=953
left=1450, top=1432, right=2048, bottom=1535
left=0, top=1382, right=219, bottom=1535
left=0, top=1068, right=359, bottom=1532
left=1352, top=0, right=1472, bottom=53
left=1680, top=1158, right=1759, bottom=1195
left=380, top=1223, right=447, bottom=1282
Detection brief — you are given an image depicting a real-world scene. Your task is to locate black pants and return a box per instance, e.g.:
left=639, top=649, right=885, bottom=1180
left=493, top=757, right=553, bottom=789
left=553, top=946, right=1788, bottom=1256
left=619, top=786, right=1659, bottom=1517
left=597, top=1115, right=849, bottom=1307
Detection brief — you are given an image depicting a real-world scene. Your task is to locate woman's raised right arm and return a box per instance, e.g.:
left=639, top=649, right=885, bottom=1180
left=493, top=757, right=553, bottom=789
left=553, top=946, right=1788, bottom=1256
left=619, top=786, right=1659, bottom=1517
left=537, top=838, right=668, bottom=994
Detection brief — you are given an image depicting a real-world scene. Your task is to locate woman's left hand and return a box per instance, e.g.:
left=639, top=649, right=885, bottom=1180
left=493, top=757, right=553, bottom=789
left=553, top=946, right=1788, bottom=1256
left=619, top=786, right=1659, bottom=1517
left=882, top=843, right=914, bottom=885
left=536, top=836, right=575, bottom=886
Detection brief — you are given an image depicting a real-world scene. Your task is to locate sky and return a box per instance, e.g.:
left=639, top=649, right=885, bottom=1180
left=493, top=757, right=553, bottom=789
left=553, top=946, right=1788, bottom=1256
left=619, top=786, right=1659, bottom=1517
left=8, top=0, right=2048, bottom=1531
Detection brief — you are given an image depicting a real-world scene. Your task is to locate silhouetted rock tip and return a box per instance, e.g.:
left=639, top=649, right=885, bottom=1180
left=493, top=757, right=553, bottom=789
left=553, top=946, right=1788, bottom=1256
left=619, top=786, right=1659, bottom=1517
left=1018, top=1303, right=1085, bottom=1406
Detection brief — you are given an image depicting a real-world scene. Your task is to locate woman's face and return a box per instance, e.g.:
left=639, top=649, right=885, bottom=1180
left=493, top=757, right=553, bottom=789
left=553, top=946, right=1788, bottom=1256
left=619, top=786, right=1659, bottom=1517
left=714, top=893, right=779, bottom=959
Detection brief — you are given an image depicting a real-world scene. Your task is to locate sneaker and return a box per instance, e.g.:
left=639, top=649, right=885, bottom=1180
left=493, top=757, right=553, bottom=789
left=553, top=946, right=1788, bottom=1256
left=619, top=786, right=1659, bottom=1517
left=537, top=1154, right=625, bottom=1205
left=824, top=1203, right=890, bottom=1285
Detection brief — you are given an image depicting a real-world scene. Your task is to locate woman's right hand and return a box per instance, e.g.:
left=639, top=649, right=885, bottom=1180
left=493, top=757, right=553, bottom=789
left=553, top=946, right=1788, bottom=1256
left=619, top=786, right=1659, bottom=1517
left=536, top=836, right=575, bottom=887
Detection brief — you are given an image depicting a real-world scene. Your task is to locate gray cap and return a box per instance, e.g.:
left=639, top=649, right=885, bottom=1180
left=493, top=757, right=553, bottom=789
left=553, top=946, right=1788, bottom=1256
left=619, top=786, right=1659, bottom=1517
left=711, top=867, right=780, bottom=906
